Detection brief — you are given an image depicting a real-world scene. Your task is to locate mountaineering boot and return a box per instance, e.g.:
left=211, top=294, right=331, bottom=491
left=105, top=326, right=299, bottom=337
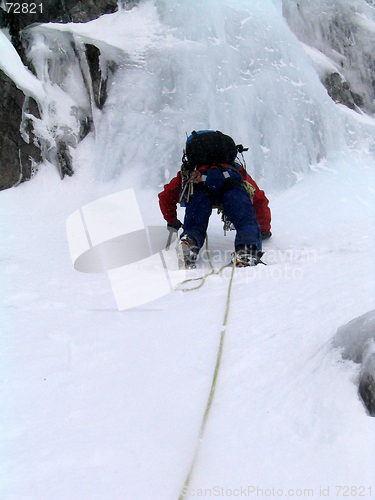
left=178, top=234, right=199, bottom=269
left=233, top=244, right=264, bottom=267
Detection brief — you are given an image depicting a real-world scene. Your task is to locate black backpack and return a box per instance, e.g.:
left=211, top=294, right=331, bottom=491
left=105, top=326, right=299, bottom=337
left=185, top=130, right=238, bottom=167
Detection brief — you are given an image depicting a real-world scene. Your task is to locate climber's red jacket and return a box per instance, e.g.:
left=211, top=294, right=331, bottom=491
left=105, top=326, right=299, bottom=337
left=158, top=164, right=271, bottom=235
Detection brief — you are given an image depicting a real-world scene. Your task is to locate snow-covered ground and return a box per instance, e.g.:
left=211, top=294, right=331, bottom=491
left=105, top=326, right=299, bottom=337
left=1, top=1, right=375, bottom=499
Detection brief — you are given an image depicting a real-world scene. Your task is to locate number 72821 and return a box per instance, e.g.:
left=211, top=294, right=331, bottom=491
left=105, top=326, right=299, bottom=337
left=6, top=3, right=43, bottom=13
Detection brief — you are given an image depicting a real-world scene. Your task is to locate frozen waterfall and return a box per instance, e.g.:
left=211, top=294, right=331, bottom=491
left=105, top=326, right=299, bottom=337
left=19, top=0, right=374, bottom=191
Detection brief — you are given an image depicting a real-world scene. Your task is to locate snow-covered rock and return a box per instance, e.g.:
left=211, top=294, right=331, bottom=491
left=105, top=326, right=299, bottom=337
left=333, top=310, right=375, bottom=415
left=282, top=0, right=375, bottom=114
left=333, top=309, right=375, bottom=363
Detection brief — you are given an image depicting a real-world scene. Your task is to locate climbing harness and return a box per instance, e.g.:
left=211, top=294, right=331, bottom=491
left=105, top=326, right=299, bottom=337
left=178, top=160, right=256, bottom=236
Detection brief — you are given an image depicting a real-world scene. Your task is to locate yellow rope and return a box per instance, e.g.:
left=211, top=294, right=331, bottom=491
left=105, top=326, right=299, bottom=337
left=178, top=254, right=236, bottom=500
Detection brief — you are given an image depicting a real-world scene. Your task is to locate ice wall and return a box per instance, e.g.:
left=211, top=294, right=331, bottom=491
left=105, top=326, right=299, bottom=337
left=93, top=0, right=348, bottom=190
left=22, top=0, right=375, bottom=191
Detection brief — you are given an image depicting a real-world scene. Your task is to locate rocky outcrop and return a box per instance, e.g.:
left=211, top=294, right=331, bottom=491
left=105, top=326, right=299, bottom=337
left=0, top=0, right=134, bottom=190
left=0, top=69, right=42, bottom=190
left=0, top=1, right=119, bottom=67
left=333, top=310, right=375, bottom=417
left=0, top=0, right=118, bottom=31
left=282, top=0, right=375, bottom=115
left=324, top=72, right=363, bottom=111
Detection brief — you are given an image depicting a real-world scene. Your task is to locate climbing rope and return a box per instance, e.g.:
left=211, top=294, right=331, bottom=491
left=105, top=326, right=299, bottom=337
left=177, top=243, right=237, bottom=500
left=176, top=233, right=232, bottom=292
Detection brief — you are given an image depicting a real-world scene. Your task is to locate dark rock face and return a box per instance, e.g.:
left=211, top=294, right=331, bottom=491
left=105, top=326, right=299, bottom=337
left=85, top=43, right=109, bottom=110
left=0, top=0, right=139, bottom=33
left=324, top=72, right=363, bottom=111
left=0, top=69, right=42, bottom=190
left=359, top=348, right=375, bottom=416
left=0, top=0, right=118, bottom=31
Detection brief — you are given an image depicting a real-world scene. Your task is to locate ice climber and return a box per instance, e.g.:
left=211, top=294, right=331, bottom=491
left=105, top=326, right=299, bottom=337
left=158, top=130, right=271, bottom=268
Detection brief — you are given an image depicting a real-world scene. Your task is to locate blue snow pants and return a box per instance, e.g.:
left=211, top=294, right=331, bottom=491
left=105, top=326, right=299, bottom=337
left=182, top=167, right=262, bottom=251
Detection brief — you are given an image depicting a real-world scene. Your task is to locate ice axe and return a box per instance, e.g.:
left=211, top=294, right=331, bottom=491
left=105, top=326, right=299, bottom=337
left=165, top=221, right=183, bottom=250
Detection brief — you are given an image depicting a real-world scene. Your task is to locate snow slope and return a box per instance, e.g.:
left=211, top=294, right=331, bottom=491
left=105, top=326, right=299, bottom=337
left=1, top=133, right=374, bottom=500
left=1, top=1, right=375, bottom=499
